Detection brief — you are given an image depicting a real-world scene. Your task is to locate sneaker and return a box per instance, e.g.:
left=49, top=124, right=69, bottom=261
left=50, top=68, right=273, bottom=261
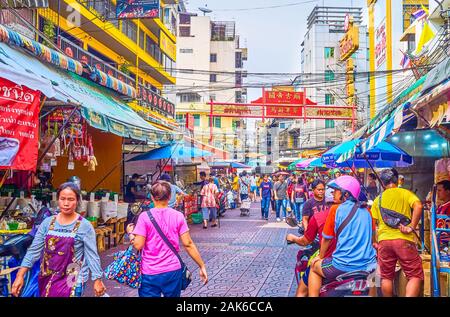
left=265, top=218, right=269, bottom=221
left=283, top=217, right=286, bottom=221
left=276, top=218, right=281, bottom=222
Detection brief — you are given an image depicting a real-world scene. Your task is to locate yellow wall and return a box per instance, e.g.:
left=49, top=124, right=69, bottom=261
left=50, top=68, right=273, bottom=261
left=52, top=126, right=123, bottom=193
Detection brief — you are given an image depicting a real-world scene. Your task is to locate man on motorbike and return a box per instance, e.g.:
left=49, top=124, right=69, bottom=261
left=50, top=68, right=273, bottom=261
left=286, top=187, right=341, bottom=297
left=308, top=175, right=377, bottom=297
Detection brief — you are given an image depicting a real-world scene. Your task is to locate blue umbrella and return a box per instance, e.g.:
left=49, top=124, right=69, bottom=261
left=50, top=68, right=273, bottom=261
left=322, top=140, right=413, bottom=168
left=127, top=143, right=213, bottom=161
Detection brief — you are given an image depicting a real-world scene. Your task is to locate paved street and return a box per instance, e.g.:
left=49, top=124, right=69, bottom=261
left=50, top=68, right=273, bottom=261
left=84, top=202, right=299, bottom=297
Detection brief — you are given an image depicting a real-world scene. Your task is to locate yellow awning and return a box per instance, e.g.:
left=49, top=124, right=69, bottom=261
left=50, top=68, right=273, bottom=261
left=299, top=149, right=327, bottom=158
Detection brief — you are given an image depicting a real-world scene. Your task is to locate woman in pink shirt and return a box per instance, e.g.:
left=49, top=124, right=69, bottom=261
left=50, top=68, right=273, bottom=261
left=127, top=181, right=208, bottom=297
left=200, top=177, right=219, bottom=229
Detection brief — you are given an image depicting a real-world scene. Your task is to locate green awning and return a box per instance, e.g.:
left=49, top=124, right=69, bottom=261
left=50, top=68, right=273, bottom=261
left=0, top=41, right=176, bottom=143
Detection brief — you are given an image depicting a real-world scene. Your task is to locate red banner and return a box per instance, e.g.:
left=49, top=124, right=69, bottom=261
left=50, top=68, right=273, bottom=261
left=0, top=78, right=41, bottom=171
left=186, top=113, right=195, bottom=132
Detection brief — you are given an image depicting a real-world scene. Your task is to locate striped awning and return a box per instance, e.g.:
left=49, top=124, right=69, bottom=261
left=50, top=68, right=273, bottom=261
left=336, top=93, right=419, bottom=163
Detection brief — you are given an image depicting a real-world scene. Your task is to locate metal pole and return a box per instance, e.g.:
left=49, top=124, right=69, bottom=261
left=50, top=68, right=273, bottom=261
left=430, top=185, right=440, bottom=297
left=209, top=99, right=213, bottom=143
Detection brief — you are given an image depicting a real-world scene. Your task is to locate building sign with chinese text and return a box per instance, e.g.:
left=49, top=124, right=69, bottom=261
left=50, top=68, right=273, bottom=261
left=339, top=23, right=359, bottom=61
left=139, top=87, right=175, bottom=118
left=305, top=107, right=352, bottom=119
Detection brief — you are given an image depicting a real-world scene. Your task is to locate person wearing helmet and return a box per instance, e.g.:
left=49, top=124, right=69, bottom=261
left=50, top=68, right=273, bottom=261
left=371, top=168, right=423, bottom=297
left=286, top=186, right=341, bottom=297
left=308, top=175, right=377, bottom=297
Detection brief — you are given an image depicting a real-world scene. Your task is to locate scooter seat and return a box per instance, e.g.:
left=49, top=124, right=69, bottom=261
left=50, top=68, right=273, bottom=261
left=0, top=234, right=34, bottom=259
left=335, top=270, right=372, bottom=282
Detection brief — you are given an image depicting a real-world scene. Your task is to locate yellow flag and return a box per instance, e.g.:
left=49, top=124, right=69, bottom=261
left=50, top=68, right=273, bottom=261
left=421, top=4, right=429, bottom=16
left=415, top=21, right=435, bottom=55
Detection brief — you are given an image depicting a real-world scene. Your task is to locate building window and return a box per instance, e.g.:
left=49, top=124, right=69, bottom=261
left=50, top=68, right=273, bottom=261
left=180, top=48, right=193, bottom=53
left=325, top=120, right=335, bottom=129
left=176, top=114, right=185, bottom=123
left=325, top=140, right=336, bottom=147
left=179, top=26, right=191, bottom=37
left=279, top=123, right=286, bottom=129
left=210, top=94, right=216, bottom=101
left=193, top=114, right=200, bottom=127
left=178, top=93, right=201, bottom=103
left=235, top=91, right=242, bottom=103
left=214, top=117, right=221, bottom=128
left=210, top=53, right=217, bottom=62
left=139, top=30, right=145, bottom=50
left=325, top=94, right=335, bottom=105
left=210, top=74, right=217, bottom=82
left=235, top=51, right=243, bottom=68
left=325, top=70, right=335, bottom=82
left=324, top=47, right=334, bottom=59
left=122, top=20, right=137, bottom=42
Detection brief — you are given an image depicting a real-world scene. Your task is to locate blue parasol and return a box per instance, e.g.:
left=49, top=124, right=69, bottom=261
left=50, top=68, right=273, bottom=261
left=127, top=143, right=213, bottom=161
left=321, top=140, right=413, bottom=168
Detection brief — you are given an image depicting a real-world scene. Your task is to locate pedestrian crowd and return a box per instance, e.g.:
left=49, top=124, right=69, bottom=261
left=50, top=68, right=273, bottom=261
left=10, top=165, right=443, bottom=298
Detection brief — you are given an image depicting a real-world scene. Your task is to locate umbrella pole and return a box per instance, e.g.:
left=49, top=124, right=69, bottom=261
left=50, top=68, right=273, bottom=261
left=362, top=153, right=386, bottom=191
left=345, top=161, right=371, bottom=196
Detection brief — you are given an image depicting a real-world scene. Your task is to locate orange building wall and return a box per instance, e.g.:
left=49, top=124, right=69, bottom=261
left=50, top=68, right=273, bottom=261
left=52, top=126, right=123, bottom=193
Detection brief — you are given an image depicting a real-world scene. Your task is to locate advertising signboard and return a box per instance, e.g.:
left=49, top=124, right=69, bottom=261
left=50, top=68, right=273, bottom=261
left=116, top=0, right=160, bottom=19
left=0, top=78, right=41, bottom=171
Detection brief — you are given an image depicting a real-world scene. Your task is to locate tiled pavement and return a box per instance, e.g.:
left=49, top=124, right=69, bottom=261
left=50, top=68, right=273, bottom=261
left=83, top=202, right=299, bottom=297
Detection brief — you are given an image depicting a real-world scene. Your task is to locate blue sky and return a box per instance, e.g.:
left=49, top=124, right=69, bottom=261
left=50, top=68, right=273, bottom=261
left=183, top=0, right=367, bottom=101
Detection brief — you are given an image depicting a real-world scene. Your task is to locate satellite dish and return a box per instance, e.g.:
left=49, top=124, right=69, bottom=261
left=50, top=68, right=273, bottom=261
left=199, top=7, right=212, bottom=15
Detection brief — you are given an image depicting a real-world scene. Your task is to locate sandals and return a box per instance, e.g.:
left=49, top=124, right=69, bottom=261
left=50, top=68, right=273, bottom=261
left=211, top=223, right=217, bottom=228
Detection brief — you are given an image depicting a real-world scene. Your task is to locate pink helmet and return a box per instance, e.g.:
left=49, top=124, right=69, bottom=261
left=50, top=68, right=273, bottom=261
left=327, top=175, right=361, bottom=200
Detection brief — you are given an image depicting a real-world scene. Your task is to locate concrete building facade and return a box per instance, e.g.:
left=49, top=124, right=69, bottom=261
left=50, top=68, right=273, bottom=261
left=174, top=11, right=247, bottom=160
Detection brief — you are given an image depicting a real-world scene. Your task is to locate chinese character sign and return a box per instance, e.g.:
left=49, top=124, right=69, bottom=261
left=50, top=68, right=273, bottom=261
left=0, top=78, right=41, bottom=171
left=375, top=19, right=387, bottom=69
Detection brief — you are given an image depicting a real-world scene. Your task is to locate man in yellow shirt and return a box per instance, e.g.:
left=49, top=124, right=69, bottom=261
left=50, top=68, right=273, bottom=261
left=371, top=168, right=423, bottom=297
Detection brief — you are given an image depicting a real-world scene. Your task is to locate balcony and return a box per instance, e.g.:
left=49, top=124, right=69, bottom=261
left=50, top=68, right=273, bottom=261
left=43, top=0, right=175, bottom=85
left=211, top=21, right=235, bottom=41
left=59, top=36, right=175, bottom=119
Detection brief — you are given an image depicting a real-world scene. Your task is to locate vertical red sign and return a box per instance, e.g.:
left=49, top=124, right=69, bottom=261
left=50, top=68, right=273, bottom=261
left=0, top=78, right=41, bottom=171
left=186, top=113, right=195, bottom=131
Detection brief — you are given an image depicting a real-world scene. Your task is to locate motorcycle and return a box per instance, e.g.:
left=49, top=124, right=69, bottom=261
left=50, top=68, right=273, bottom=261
left=319, top=270, right=374, bottom=297
left=0, top=206, right=55, bottom=297
left=286, top=216, right=374, bottom=297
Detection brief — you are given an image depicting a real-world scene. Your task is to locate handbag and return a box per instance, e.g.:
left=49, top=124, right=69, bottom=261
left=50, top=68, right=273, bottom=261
left=104, top=245, right=142, bottom=289
left=378, top=193, right=411, bottom=229
left=147, top=211, right=192, bottom=290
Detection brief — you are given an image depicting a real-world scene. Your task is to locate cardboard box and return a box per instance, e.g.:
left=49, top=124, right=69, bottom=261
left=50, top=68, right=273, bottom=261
left=424, top=268, right=449, bottom=297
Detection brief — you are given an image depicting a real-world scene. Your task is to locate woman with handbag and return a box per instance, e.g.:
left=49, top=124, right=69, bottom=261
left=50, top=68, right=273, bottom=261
left=11, top=182, right=106, bottom=297
left=127, top=180, right=208, bottom=297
